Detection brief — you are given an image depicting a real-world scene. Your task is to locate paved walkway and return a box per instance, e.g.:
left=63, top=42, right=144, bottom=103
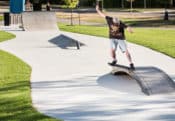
left=0, top=30, right=175, bottom=121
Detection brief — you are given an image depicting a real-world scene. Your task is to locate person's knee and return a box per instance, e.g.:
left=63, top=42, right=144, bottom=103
left=111, top=48, right=116, bottom=52
left=125, top=50, right=130, bottom=56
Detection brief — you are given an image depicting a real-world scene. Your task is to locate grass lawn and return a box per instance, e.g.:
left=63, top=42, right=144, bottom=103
left=0, top=31, right=16, bottom=42
left=0, top=16, right=3, bottom=21
left=0, top=32, right=61, bottom=121
left=58, top=23, right=175, bottom=58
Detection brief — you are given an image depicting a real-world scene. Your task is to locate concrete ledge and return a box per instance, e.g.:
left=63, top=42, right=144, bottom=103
left=22, top=11, right=58, bottom=31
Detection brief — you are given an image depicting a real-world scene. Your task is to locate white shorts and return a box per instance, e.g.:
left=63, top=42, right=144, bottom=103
left=110, top=39, right=127, bottom=53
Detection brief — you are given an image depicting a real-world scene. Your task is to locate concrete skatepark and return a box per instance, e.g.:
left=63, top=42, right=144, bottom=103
left=1, top=11, right=175, bottom=121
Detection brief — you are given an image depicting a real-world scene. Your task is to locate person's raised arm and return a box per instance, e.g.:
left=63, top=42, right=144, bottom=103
left=96, top=3, right=106, bottom=18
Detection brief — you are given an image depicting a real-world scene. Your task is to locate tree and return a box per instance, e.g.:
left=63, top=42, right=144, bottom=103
left=126, top=0, right=135, bottom=12
left=156, top=0, right=170, bottom=7
left=64, top=0, right=79, bottom=8
left=63, top=0, right=79, bottom=25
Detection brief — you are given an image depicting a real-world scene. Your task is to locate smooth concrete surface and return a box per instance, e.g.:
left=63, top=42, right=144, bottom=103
left=0, top=30, right=175, bottom=121
left=22, top=12, right=58, bottom=31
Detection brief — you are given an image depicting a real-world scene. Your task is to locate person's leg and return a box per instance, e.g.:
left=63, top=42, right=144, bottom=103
left=118, top=40, right=135, bottom=69
left=125, top=50, right=135, bottom=69
left=125, top=49, right=133, bottom=64
left=111, top=49, right=116, bottom=60
left=109, top=39, right=118, bottom=65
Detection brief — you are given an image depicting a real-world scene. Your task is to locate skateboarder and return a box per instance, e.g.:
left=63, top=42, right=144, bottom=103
left=96, top=3, right=135, bottom=70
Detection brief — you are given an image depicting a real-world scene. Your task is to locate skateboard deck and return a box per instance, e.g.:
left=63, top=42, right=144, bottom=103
left=108, top=63, right=133, bottom=75
left=108, top=63, right=130, bottom=69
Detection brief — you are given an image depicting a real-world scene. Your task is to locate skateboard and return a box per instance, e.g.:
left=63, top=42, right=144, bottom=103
left=108, top=63, right=133, bottom=75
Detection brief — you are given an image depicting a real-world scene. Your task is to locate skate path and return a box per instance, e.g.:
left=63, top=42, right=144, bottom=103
left=0, top=30, right=175, bottom=121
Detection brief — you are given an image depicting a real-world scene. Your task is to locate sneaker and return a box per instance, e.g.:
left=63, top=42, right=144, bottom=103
left=108, top=60, right=117, bottom=66
left=130, top=63, right=135, bottom=70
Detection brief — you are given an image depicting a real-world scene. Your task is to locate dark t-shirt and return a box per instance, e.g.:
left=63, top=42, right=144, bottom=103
left=105, top=16, right=128, bottom=40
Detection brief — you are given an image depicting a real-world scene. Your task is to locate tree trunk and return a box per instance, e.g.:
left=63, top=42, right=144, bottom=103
left=144, top=0, right=147, bottom=8
left=121, top=0, right=124, bottom=8
left=130, top=0, right=133, bottom=13
left=170, top=0, right=173, bottom=7
left=71, top=9, right=73, bottom=25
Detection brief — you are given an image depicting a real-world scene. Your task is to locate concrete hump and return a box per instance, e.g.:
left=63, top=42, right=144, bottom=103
left=111, top=65, right=175, bottom=95
left=22, top=12, right=58, bottom=31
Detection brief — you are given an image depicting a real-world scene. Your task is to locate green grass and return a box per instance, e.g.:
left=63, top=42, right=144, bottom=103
left=126, top=28, right=175, bottom=58
left=58, top=23, right=175, bottom=58
left=0, top=16, right=3, bottom=21
left=0, top=31, right=16, bottom=42
left=0, top=32, right=62, bottom=121
left=59, top=24, right=108, bottom=38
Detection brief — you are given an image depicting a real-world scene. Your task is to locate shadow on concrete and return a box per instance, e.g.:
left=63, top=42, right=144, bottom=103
left=31, top=77, right=175, bottom=121
left=97, top=73, right=143, bottom=95
left=32, top=75, right=98, bottom=89
left=31, top=77, right=146, bottom=121
left=149, top=114, right=175, bottom=121
left=49, top=34, right=85, bottom=49
left=44, top=105, right=146, bottom=121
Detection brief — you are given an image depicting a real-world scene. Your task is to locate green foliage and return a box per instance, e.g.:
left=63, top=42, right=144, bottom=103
left=63, top=0, right=79, bottom=8
left=103, top=0, right=117, bottom=8
left=154, top=0, right=170, bottom=7
left=102, top=0, right=173, bottom=8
